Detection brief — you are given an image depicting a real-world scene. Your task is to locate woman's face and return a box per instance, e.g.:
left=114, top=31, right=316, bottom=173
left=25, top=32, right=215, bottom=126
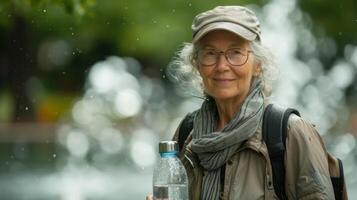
left=196, top=30, right=261, bottom=101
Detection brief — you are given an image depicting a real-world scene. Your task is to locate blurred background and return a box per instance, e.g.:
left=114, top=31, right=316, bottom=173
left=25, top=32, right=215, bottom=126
left=0, top=0, right=356, bottom=199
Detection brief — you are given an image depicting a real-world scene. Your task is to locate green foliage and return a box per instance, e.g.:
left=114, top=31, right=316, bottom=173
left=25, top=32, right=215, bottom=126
left=88, top=0, right=263, bottom=62
left=0, top=0, right=96, bottom=18
left=1, top=0, right=264, bottom=65
left=1, top=0, right=355, bottom=93
left=299, top=0, right=357, bottom=49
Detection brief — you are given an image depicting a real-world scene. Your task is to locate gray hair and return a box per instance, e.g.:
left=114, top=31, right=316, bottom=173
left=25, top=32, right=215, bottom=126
left=167, top=41, right=278, bottom=97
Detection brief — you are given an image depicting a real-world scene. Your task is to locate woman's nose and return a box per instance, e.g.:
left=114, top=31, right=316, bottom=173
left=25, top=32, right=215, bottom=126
left=215, top=54, right=230, bottom=71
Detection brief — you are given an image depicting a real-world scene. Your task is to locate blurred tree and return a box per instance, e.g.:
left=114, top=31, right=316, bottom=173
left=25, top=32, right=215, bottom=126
left=0, top=0, right=95, bottom=122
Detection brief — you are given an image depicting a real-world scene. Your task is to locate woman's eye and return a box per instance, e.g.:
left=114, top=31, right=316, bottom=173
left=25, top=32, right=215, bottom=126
left=205, top=50, right=216, bottom=56
left=231, top=49, right=242, bottom=55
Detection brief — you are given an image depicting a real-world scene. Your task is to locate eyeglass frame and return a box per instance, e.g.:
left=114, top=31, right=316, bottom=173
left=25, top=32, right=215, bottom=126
left=194, top=48, right=253, bottom=67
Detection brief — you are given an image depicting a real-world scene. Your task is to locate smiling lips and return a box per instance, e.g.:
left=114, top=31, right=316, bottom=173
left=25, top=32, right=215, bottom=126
left=213, top=78, right=235, bottom=85
left=213, top=78, right=235, bottom=81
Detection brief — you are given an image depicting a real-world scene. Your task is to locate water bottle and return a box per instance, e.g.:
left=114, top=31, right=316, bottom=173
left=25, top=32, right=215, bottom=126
left=153, top=141, right=189, bottom=200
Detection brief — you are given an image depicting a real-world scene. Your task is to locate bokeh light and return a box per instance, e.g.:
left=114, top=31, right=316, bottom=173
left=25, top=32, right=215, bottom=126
left=114, top=89, right=142, bottom=118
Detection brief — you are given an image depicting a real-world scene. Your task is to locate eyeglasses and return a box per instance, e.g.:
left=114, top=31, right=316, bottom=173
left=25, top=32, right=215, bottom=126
left=196, top=48, right=252, bottom=66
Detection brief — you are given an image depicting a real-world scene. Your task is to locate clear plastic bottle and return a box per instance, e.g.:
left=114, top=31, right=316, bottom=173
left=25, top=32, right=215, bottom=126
left=153, top=141, right=188, bottom=200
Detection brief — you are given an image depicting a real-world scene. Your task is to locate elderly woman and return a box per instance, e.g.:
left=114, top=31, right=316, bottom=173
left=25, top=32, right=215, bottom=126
left=149, top=5, right=344, bottom=200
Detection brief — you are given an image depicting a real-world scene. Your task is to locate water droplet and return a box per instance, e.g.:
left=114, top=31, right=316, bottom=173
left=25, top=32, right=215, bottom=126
left=338, top=32, right=342, bottom=36
left=188, top=3, right=192, bottom=7
left=152, top=20, right=157, bottom=24
left=172, top=9, right=176, bottom=13
left=43, top=9, right=47, bottom=13
left=165, top=25, right=170, bottom=28
left=136, top=37, right=140, bottom=41
left=53, top=154, right=57, bottom=158
left=72, top=51, right=76, bottom=55
left=25, top=106, right=29, bottom=111
left=71, top=32, right=74, bottom=36
left=162, top=75, right=166, bottom=79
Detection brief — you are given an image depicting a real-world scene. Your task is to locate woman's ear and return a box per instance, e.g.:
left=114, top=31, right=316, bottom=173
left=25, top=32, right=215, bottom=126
left=253, top=63, right=262, bottom=77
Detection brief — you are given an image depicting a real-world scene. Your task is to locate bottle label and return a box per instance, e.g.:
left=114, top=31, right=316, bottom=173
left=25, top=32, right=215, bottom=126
left=153, top=185, right=168, bottom=200
left=160, top=151, right=177, bottom=158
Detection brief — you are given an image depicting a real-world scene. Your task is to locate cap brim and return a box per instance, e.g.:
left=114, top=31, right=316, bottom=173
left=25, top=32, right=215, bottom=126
left=192, top=22, right=257, bottom=43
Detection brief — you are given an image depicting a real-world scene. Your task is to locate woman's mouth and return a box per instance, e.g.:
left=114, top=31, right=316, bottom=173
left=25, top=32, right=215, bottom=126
left=213, top=78, right=235, bottom=85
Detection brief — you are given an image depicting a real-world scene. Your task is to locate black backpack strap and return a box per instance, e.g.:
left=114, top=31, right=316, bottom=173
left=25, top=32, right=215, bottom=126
left=263, top=104, right=300, bottom=200
left=337, top=158, right=345, bottom=200
left=178, top=112, right=195, bottom=153
left=331, top=158, right=345, bottom=200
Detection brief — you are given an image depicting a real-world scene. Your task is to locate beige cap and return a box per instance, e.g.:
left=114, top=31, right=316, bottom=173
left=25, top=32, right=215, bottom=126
left=191, top=6, right=261, bottom=43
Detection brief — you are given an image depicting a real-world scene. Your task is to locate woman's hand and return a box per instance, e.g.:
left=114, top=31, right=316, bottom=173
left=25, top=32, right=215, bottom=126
left=146, top=194, right=153, bottom=200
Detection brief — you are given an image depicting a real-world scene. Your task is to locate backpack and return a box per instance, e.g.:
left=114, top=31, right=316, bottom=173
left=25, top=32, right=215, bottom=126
left=178, top=104, right=347, bottom=200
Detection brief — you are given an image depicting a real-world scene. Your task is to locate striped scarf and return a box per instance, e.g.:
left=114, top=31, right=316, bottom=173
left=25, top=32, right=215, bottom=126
left=191, top=79, right=264, bottom=200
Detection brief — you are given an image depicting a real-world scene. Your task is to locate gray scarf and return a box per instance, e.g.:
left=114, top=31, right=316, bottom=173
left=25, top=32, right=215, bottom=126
left=191, top=79, right=264, bottom=200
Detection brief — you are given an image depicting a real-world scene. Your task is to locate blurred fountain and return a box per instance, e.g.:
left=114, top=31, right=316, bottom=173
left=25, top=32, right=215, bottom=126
left=52, top=56, right=178, bottom=199
left=52, top=56, right=203, bottom=199
left=258, top=0, right=357, bottom=197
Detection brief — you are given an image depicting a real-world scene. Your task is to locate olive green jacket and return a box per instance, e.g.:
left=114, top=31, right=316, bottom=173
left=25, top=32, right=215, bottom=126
left=173, top=114, right=336, bottom=200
